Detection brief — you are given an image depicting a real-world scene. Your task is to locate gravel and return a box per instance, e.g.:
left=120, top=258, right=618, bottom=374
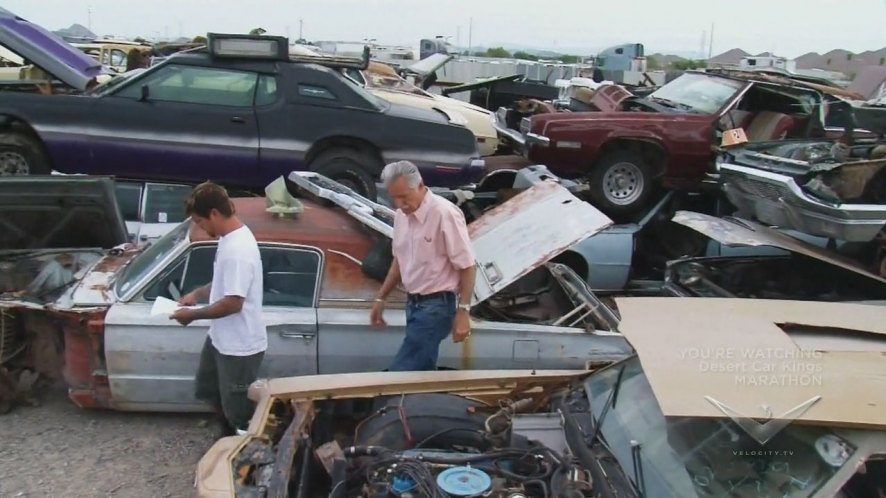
left=0, top=384, right=218, bottom=498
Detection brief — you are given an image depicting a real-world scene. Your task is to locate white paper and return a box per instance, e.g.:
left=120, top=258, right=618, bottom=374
left=158, top=212, right=168, bottom=223
left=151, top=296, right=183, bottom=316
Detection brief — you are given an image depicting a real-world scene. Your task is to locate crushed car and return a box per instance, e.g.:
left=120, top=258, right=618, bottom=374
left=716, top=106, right=885, bottom=276
left=491, top=68, right=833, bottom=217
left=0, top=174, right=633, bottom=413
left=195, top=297, right=886, bottom=498
left=663, top=211, right=886, bottom=300
left=0, top=15, right=484, bottom=200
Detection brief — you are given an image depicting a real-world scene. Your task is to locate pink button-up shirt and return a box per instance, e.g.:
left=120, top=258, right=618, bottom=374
left=392, top=190, right=475, bottom=295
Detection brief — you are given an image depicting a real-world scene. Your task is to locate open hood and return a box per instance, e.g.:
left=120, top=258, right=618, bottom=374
left=402, top=53, right=452, bottom=77
left=672, top=210, right=886, bottom=284
left=0, top=176, right=129, bottom=251
left=0, top=7, right=104, bottom=90
left=288, top=172, right=614, bottom=305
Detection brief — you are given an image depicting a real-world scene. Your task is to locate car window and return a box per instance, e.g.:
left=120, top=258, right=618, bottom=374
left=141, top=244, right=321, bottom=307
left=261, top=246, right=321, bottom=307
left=115, top=183, right=143, bottom=221
left=114, top=64, right=258, bottom=107
left=255, top=75, right=278, bottom=106
left=298, top=84, right=337, bottom=100
left=111, top=49, right=127, bottom=67
left=144, top=184, right=191, bottom=224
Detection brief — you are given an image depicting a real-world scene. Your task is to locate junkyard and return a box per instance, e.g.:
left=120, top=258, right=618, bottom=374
left=1, top=2, right=885, bottom=497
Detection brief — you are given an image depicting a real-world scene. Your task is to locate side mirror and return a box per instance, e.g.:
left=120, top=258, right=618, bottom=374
left=139, top=84, right=149, bottom=102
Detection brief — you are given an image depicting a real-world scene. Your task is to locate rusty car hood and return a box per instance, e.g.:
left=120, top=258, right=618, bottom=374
left=0, top=7, right=105, bottom=90
left=0, top=175, right=129, bottom=251
left=288, top=171, right=614, bottom=305
left=672, top=210, right=886, bottom=284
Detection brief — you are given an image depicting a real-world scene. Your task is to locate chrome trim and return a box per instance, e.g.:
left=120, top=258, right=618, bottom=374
left=526, top=133, right=551, bottom=147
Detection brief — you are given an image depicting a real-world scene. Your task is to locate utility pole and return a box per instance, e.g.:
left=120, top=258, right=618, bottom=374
left=87, top=6, right=92, bottom=33
left=708, top=22, right=714, bottom=60
left=699, top=30, right=706, bottom=59
left=467, top=17, right=473, bottom=56
left=299, top=19, right=303, bottom=40
left=456, top=26, right=460, bottom=49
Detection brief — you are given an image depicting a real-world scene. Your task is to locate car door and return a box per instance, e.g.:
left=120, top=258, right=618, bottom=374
left=87, top=63, right=260, bottom=186
left=103, top=242, right=321, bottom=411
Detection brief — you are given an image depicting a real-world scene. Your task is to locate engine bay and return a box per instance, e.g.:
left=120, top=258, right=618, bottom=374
left=231, top=389, right=606, bottom=498
left=0, top=250, right=102, bottom=303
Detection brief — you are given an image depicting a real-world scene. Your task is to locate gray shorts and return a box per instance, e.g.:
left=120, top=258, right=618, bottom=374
left=195, top=336, right=264, bottom=431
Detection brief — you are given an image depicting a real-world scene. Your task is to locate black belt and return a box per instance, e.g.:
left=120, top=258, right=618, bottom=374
left=408, top=291, right=455, bottom=302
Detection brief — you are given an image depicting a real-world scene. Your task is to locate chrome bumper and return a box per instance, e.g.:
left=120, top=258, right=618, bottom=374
left=719, top=162, right=886, bottom=242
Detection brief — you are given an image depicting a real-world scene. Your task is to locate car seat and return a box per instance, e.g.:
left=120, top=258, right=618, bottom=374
left=745, top=111, right=796, bottom=141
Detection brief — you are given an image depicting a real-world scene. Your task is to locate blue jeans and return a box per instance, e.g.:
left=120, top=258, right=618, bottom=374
left=388, top=292, right=456, bottom=371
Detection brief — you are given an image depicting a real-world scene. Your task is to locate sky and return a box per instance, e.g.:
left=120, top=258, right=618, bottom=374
left=5, top=0, right=886, bottom=58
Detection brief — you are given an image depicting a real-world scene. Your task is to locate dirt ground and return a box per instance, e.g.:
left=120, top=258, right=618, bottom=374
left=0, top=384, right=217, bottom=498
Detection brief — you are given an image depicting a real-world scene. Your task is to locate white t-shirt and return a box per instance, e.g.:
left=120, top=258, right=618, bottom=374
left=207, top=225, right=267, bottom=356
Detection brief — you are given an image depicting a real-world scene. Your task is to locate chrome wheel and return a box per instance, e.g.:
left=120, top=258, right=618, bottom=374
left=602, top=162, right=644, bottom=206
left=0, top=150, right=29, bottom=176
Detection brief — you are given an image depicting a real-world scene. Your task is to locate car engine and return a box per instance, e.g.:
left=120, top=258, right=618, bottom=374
left=234, top=392, right=600, bottom=498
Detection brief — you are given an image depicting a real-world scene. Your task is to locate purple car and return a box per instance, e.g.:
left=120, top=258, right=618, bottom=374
left=0, top=10, right=484, bottom=200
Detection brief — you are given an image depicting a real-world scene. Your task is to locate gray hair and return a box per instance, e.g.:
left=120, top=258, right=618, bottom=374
left=380, top=160, right=423, bottom=189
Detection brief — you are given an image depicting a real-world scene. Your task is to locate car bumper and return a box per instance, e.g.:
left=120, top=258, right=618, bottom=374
left=719, top=162, right=886, bottom=242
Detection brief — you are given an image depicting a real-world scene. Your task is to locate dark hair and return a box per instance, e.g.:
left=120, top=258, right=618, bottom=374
left=184, top=181, right=234, bottom=218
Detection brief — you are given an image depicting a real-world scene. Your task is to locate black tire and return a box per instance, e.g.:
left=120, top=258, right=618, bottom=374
left=588, top=149, right=654, bottom=218
left=0, top=132, right=50, bottom=176
left=307, top=148, right=379, bottom=201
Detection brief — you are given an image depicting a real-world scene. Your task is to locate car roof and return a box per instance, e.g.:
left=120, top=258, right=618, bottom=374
left=189, top=196, right=395, bottom=303
left=162, top=51, right=343, bottom=77
left=615, top=297, right=886, bottom=430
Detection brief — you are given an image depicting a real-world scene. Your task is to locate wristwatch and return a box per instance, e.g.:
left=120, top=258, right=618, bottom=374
left=457, top=303, right=471, bottom=312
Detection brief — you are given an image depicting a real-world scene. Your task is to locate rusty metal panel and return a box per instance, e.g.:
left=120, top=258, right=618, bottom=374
left=469, top=181, right=612, bottom=304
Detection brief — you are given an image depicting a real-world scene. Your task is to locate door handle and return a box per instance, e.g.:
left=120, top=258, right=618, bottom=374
left=279, top=330, right=315, bottom=341
left=231, top=116, right=246, bottom=124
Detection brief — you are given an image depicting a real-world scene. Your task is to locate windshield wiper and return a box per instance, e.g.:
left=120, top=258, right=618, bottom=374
left=649, top=96, right=694, bottom=112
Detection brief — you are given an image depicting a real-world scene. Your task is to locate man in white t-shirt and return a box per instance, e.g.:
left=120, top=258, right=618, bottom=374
left=170, top=182, right=266, bottom=435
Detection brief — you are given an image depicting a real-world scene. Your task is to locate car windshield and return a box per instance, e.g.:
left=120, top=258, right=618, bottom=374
left=115, top=221, right=190, bottom=297
left=585, top=357, right=853, bottom=497
left=648, top=73, right=744, bottom=114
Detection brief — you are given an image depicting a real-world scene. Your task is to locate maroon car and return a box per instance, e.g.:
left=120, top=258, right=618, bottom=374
left=493, top=71, right=829, bottom=216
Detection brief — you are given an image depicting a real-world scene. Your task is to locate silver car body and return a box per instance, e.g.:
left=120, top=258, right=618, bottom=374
left=90, top=178, right=631, bottom=412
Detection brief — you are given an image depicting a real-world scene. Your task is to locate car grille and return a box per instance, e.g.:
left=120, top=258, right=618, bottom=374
left=722, top=172, right=790, bottom=202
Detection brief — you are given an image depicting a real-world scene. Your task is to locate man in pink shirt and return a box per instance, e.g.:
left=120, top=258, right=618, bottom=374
left=370, top=160, right=477, bottom=371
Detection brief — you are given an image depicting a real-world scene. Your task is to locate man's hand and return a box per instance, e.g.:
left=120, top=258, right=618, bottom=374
left=179, top=292, right=198, bottom=306
left=170, top=307, right=198, bottom=326
left=370, top=300, right=387, bottom=329
left=452, top=310, right=471, bottom=343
